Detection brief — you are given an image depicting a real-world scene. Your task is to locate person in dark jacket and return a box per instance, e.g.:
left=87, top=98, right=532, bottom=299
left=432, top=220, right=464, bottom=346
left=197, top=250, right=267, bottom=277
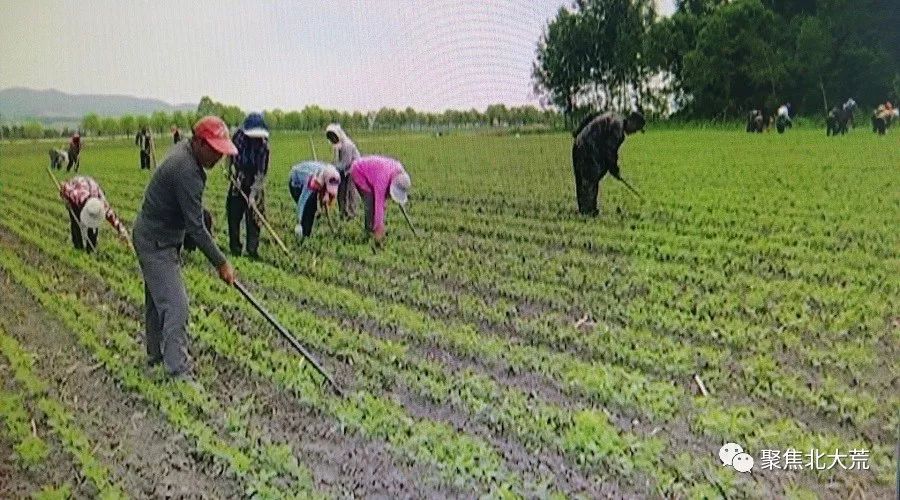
left=226, top=113, right=270, bottom=258
left=746, top=110, right=764, bottom=133
left=571, top=110, right=645, bottom=216
left=133, top=116, right=236, bottom=378
left=136, top=127, right=153, bottom=169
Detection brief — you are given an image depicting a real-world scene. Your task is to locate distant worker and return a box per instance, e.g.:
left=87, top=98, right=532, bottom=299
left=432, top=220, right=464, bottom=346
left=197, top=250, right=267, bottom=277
left=326, top=123, right=361, bottom=218
left=48, top=148, right=68, bottom=170
left=59, top=175, right=130, bottom=252
left=571, top=109, right=646, bottom=216
left=776, top=103, right=792, bottom=133
left=288, top=161, right=340, bottom=241
left=136, top=126, right=153, bottom=169
left=827, top=98, right=857, bottom=136
left=226, top=112, right=270, bottom=258
left=66, top=132, right=82, bottom=172
left=872, top=102, right=895, bottom=135
left=350, top=155, right=411, bottom=245
left=746, top=109, right=764, bottom=133
left=133, top=116, right=237, bottom=379
left=173, top=126, right=182, bottom=144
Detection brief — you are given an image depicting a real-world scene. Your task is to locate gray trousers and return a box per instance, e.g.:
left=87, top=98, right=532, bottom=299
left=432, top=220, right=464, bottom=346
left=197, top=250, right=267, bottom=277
left=135, top=236, right=191, bottom=375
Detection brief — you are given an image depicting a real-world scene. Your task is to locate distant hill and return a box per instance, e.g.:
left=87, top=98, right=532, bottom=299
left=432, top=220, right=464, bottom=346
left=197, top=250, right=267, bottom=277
left=0, top=87, right=195, bottom=119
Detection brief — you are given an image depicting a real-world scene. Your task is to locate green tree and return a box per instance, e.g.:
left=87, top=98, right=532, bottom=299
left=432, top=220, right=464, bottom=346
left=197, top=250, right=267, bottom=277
left=23, top=121, right=43, bottom=139
left=172, top=110, right=188, bottom=130
left=681, top=0, right=786, bottom=118
left=119, top=114, right=136, bottom=136
left=533, top=7, right=586, bottom=121
left=81, top=113, right=100, bottom=136
left=794, top=16, right=831, bottom=114
left=150, top=111, right=169, bottom=134
left=100, top=117, right=120, bottom=136
left=136, top=115, right=151, bottom=132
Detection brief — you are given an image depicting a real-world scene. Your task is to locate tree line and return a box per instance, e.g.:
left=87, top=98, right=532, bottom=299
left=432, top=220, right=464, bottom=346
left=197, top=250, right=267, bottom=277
left=1, top=97, right=564, bottom=140
left=533, top=0, right=899, bottom=121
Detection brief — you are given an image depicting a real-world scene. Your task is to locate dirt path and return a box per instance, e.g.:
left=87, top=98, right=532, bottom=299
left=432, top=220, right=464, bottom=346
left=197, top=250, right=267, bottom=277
left=0, top=269, right=243, bottom=498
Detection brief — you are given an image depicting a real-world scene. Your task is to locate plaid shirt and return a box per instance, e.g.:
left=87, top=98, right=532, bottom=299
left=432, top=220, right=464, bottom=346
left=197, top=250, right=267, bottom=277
left=60, top=176, right=127, bottom=235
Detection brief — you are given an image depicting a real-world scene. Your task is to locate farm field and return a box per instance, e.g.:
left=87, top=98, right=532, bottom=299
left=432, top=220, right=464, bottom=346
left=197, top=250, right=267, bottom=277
left=0, top=128, right=897, bottom=498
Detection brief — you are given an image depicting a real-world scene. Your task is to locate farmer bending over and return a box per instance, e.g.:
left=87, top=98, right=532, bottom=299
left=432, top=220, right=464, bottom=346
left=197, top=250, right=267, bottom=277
left=133, top=116, right=236, bottom=379
left=326, top=123, right=361, bottom=218
left=288, top=161, right=340, bottom=241
left=571, top=109, right=645, bottom=216
left=350, top=156, right=411, bottom=245
left=59, top=175, right=130, bottom=252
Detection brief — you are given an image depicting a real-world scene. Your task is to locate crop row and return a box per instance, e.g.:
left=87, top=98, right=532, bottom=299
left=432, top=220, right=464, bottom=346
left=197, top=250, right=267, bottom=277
left=0, top=242, right=322, bottom=499
left=0, top=325, right=127, bottom=499
left=0, top=201, right=530, bottom=496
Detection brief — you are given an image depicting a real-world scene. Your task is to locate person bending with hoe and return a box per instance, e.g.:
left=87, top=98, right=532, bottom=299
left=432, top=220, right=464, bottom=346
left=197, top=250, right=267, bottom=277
left=59, top=175, right=130, bottom=252
left=350, top=155, right=411, bottom=246
left=133, top=116, right=237, bottom=379
left=288, top=161, right=340, bottom=242
left=571, top=109, right=645, bottom=216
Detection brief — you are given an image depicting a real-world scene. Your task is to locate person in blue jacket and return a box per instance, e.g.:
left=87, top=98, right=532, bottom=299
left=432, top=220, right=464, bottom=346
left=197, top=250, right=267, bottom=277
left=288, top=161, right=340, bottom=241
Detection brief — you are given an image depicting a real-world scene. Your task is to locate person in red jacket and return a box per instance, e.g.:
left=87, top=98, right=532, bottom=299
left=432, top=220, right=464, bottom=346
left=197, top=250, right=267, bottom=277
left=66, top=133, right=82, bottom=172
left=59, top=176, right=130, bottom=252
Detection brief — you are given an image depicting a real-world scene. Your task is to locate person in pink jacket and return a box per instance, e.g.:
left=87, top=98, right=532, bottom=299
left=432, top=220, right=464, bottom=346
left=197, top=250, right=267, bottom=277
left=349, top=155, right=411, bottom=244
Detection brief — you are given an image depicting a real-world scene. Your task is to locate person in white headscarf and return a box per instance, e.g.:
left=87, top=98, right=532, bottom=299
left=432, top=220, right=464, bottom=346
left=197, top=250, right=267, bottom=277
left=325, top=123, right=361, bottom=218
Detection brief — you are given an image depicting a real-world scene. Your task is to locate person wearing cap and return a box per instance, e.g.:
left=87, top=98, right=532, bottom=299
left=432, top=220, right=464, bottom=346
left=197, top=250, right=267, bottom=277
left=325, top=123, right=361, bottom=219
left=133, top=115, right=237, bottom=378
left=349, top=155, right=411, bottom=245
left=66, top=132, right=82, bottom=172
left=288, top=161, right=340, bottom=241
left=59, top=175, right=130, bottom=252
left=226, top=113, right=270, bottom=258
left=571, top=109, right=645, bottom=216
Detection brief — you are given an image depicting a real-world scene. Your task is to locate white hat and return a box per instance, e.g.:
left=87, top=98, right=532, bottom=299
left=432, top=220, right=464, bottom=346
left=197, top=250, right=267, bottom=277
left=80, top=197, right=104, bottom=229
left=389, top=172, right=411, bottom=205
left=316, top=164, right=341, bottom=198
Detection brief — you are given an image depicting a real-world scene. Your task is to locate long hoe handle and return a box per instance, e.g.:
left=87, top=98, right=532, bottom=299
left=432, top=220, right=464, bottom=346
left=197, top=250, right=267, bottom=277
left=308, top=136, right=319, bottom=161
left=612, top=174, right=645, bottom=202
left=398, top=204, right=419, bottom=237
left=233, top=280, right=344, bottom=397
left=227, top=173, right=291, bottom=257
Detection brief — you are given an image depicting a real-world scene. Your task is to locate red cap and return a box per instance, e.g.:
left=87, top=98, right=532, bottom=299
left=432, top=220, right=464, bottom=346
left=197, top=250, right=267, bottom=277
left=193, top=116, right=238, bottom=156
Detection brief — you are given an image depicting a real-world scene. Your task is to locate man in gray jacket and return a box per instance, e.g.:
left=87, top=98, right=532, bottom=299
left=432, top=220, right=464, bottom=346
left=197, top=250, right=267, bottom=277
left=572, top=109, right=645, bottom=216
left=133, top=116, right=237, bottom=378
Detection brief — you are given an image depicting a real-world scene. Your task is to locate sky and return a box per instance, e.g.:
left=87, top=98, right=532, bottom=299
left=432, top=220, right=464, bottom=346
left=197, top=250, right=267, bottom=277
left=0, top=0, right=676, bottom=113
